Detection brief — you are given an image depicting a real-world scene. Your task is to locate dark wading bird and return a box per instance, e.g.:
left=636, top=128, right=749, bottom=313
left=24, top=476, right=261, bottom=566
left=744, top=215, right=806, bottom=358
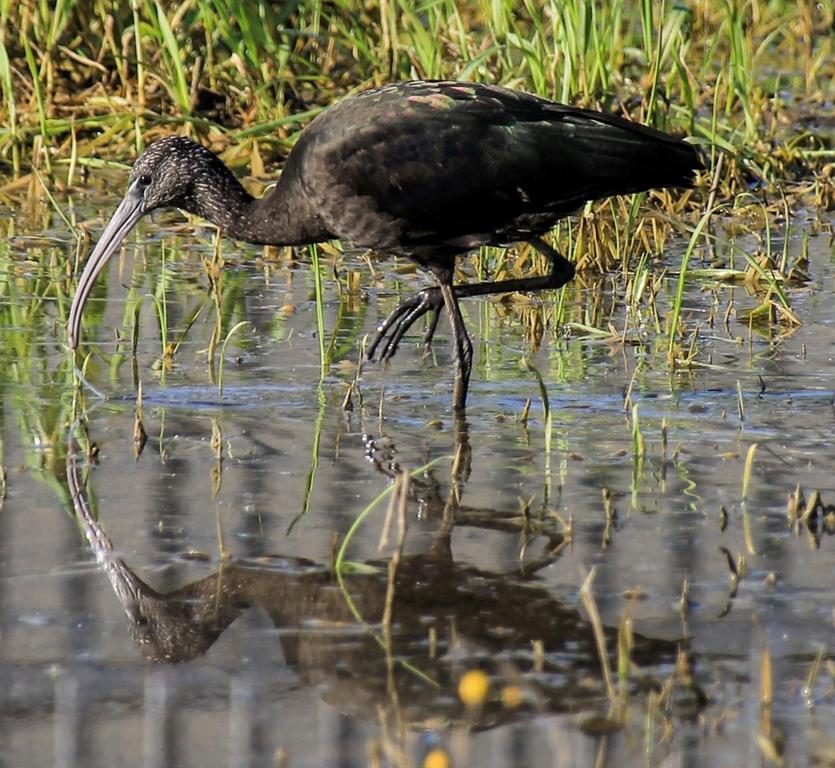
left=68, top=80, right=702, bottom=409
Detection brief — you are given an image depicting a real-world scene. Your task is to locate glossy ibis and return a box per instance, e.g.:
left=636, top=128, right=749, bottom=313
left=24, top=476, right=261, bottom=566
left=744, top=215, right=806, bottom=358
left=68, top=80, right=702, bottom=409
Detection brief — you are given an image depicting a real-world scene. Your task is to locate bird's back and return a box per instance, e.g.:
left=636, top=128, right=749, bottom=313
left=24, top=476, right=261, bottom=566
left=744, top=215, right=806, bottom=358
left=281, top=81, right=702, bottom=261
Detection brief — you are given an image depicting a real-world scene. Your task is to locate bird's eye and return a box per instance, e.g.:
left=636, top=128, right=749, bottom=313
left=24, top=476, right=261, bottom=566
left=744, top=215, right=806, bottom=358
left=137, top=174, right=152, bottom=186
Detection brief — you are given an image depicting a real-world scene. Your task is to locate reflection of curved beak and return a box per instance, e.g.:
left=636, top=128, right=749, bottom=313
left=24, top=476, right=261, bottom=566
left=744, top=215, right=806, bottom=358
left=68, top=183, right=145, bottom=350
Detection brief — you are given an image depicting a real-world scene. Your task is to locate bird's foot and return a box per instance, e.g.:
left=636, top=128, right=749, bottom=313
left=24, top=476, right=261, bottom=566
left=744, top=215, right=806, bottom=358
left=368, top=287, right=444, bottom=362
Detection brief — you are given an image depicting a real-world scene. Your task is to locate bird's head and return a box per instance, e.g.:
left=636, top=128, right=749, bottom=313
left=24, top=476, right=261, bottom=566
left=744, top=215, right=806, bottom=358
left=129, top=136, right=228, bottom=212
left=67, top=137, right=226, bottom=350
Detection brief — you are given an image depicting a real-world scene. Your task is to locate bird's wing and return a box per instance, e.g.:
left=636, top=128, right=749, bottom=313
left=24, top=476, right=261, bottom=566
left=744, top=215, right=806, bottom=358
left=292, top=82, right=700, bottom=252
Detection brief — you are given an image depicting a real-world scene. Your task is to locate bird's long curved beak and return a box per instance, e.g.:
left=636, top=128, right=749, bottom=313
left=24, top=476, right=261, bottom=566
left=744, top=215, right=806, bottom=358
left=68, top=185, right=145, bottom=350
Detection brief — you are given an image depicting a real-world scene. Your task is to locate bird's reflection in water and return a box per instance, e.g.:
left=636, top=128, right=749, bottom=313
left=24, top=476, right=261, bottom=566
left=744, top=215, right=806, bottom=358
left=66, top=433, right=695, bottom=734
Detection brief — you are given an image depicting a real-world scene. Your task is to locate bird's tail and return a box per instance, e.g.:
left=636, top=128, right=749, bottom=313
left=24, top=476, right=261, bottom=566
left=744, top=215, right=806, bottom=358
left=555, top=107, right=704, bottom=198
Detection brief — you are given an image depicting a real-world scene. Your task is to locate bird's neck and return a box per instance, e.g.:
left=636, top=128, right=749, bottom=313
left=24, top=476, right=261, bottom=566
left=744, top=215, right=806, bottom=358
left=187, top=165, right=328, bottom=247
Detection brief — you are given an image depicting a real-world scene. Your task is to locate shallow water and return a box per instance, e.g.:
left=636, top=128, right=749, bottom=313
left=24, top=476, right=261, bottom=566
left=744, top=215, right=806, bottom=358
left=1, top=179, right=833, bottom=767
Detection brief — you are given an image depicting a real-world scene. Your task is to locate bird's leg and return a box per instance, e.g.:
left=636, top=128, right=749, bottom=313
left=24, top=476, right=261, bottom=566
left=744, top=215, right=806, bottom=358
left=451, top=408, right=472, bottom=483
left=437, top=276, right=473, bottom=411
left=376, top=290, right=437, bottom=361
left=450, top=238, right=575, bottom=301
left=417, top=239, right=574, bottom=352
left=369, top=238, right=574, bottom=363
left=367, top=289, right=437, bottom=362
left=421, top=303, right=443, bottom=356
left=368, top=287, right=445, bottom=362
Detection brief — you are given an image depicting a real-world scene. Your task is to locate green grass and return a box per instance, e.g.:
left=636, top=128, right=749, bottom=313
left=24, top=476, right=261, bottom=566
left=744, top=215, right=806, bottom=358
left=1, top=1, right=832, bottom=176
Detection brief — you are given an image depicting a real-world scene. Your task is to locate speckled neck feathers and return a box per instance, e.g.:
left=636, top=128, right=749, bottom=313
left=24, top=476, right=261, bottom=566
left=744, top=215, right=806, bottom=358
left=133, top=137, right=330, bottom=247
